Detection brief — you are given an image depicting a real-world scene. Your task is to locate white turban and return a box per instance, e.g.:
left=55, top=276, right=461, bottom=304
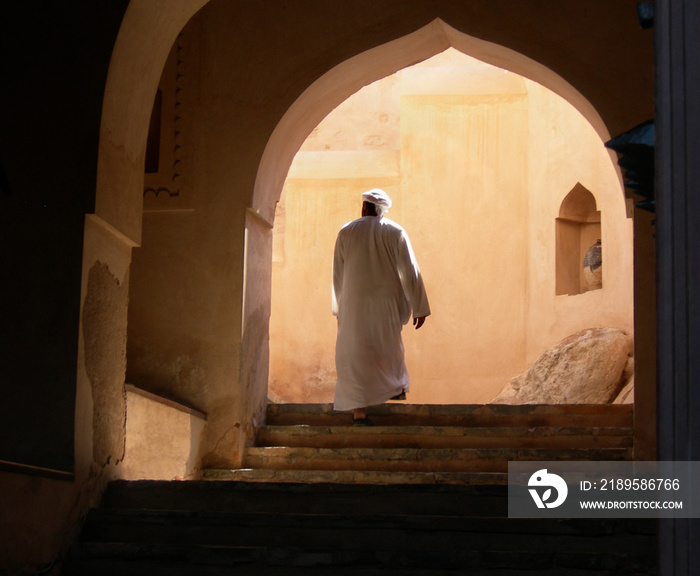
left=362, top=188, right=392, bottom=216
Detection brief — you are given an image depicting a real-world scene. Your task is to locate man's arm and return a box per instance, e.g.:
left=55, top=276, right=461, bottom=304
left=396, top=230, right=430, bottom=321
left=331, top=234, right=343, bottom=316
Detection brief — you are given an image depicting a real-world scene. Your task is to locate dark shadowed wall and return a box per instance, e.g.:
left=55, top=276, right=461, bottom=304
left=0, top=1, right=129, bottom=472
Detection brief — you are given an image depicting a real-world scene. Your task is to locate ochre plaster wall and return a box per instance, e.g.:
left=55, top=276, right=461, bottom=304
left=269, top=52, right=633, bottom=404
left=524, top=80, right=634, bottom=361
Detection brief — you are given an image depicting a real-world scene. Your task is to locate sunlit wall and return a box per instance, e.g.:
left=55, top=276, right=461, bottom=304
left=269, top=49, right=632, bottom=405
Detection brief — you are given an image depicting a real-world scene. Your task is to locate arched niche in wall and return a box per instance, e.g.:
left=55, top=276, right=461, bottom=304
left=555, top=183, right=602, bottom=296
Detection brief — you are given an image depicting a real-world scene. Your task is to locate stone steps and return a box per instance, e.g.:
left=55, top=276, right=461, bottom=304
left=66, top=544, right=655, bottom=576
left=266, top=403, right=634, bottom=428
left=257, top=425, right=634, bottom=449
left=76, top=510, right=652, bottom=556
left=203, top=403, right=634, bottom=484
left=242, top=445, right=632, bottom=473
left=63, top=404, right=651, bottom=574
left=203, top=469, right=510, bottom=484
left=64, top=480, right=657, bottom=575
left=98, top=480, right=510, bottom=515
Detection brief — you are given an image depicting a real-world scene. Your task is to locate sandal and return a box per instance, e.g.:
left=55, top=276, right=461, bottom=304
left=352, top=417, right=374, bottom=426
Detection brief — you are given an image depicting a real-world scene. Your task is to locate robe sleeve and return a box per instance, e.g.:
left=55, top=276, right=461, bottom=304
left=332, top=233, right=343, bottom=316
left=396, top=230, right=431, bottom=319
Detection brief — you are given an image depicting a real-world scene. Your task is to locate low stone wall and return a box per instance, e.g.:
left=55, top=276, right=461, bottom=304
left=121, top=385, right=207, bottom=480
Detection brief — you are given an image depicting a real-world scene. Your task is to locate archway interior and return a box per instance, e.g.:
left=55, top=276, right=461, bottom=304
left=269, top=48, right=633, bottom=405
left=121, top=13, right=637, bottom=471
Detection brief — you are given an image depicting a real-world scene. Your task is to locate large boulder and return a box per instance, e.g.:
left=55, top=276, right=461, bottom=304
left=491, top=328, right=633, bottom=404
left=613, top=377, right=635, bottom=404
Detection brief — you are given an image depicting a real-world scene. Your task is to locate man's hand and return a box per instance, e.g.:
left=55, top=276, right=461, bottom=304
left=413, top=316, right=427, bottom=329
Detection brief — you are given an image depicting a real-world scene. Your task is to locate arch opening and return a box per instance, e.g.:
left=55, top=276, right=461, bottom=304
left=88, top=9, right=636, bottom=474
left=268, top=46, right=633, bottom=405
left=253, top=19, right=618, bottom=223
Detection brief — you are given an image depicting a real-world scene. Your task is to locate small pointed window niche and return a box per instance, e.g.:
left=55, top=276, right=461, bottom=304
left=556, top=183, right=602, bottom=295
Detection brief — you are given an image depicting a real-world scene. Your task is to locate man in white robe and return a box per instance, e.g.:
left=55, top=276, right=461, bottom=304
left=332, top=189, right=430, bottom=425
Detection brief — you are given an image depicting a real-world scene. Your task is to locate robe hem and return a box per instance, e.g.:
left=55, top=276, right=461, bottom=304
left=333, top=385, right=408, bottom=412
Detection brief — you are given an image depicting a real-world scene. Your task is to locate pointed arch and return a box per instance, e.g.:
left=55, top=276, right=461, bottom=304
left=253, top=18, right=614, bottom=224
left=95, top=0, right=209, bottom=245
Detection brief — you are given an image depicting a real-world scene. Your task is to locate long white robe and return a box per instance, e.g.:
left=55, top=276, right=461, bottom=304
left=332, top=215, right=430, bottom=411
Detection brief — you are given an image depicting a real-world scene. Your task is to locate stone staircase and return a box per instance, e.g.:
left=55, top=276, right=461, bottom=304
left=204, top=403, right=635, bottom=484
left=64, top=403, right=656, bottom=575
left=65, top=479, right=656, bottom=575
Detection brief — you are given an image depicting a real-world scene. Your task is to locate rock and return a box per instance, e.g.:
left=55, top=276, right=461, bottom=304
left=491, top=328, right=632, bottom=404
left=613, top=378, right=634, bottom=404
